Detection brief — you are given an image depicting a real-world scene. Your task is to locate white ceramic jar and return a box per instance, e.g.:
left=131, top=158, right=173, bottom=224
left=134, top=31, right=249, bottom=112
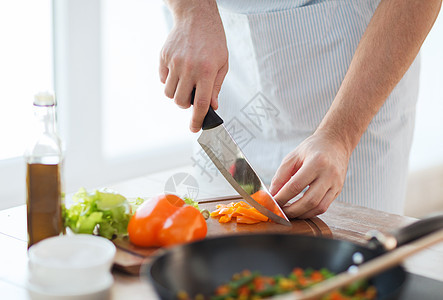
left=27, top=234, right=116, bottom=300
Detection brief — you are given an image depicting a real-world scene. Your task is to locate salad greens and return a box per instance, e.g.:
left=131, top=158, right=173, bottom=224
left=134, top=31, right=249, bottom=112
left=184, top=196, right=200, bottom=210
left=184, top=197, right=210, bottom=219
left=63, top=188, right=131, bottom=239
left=128, top=197, right=146, bottom=213
left=62, top=188, right=204, bottom=240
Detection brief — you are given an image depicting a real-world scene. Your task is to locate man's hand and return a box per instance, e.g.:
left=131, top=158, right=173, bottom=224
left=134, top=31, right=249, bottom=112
left=160, top=0, right=228, bottom=132
left=269, top=131, right=351, bottom=219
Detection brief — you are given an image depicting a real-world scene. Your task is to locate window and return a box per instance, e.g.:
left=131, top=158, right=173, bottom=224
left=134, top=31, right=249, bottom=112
left=0, top=0, right=193, bottom=210
left=101, top=0, right=193, bottom=160
left=0, top=1, right=53, bottom=160
left=53, top=0, right=194, bottom=198
left=0, top=0, right=53, bottom=209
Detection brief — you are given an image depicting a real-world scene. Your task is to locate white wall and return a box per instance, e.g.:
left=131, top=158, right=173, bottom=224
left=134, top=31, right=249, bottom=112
left=405, top=7, right=443, bottom=217
left=408, top=7, right=443, bottom=172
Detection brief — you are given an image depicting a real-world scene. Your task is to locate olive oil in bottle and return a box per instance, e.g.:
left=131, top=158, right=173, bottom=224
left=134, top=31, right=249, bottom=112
left=25, top=92, right=63, bottom=248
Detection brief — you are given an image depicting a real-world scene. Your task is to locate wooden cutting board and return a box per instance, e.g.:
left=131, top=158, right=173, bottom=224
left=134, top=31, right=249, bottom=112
left=112, top=196, right=332, bottom=275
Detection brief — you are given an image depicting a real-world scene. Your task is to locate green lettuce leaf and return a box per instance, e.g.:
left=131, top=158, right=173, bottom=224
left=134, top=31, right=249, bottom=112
left=183, top=196, right=200, bottom=210
left=63, top=188, right=130, bottom=239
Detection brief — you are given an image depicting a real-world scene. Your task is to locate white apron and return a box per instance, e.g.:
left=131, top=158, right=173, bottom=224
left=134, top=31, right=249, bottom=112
left=213, top=0, right=420, bottom=214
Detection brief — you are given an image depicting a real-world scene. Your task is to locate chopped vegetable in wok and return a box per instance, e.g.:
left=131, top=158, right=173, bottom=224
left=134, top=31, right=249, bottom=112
left=177, top=268, right=376, bottom=300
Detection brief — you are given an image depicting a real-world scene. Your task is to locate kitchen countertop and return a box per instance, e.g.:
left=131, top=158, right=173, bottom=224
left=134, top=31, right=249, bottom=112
left=1, top=165, right=443, bottom=299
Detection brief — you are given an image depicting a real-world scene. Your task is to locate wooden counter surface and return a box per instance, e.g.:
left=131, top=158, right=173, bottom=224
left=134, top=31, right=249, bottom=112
left=1, top=166, right=443, bottom=299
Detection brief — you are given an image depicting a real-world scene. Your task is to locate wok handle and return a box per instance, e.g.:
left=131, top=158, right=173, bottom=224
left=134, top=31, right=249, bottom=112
left=367, top=213, right=443, bottom=251
left=394, top=213, right=443, bottom=248
left=190, top=88, right=224, bottom=130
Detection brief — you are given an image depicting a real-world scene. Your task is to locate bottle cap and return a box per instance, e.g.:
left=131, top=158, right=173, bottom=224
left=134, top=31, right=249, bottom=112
left=34, top=91, right=56, bottom=106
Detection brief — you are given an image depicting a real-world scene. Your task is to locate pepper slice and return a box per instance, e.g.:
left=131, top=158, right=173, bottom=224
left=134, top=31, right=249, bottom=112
left=235, top=207, right=268, bottom=222
left=210, top=200, right=269, bottom=224
left=236, top=215, right=262, bottom=224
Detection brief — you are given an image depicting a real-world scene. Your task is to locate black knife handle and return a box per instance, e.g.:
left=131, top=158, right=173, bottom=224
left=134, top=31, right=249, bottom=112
left=190, top=89, right=224, bottom=130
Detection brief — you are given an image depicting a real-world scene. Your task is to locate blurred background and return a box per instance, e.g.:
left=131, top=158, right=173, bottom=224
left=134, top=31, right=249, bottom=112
left=0, top=0, right=442, bottom=217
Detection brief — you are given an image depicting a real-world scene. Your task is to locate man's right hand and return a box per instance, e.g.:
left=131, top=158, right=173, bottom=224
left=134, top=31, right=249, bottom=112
left=160, top=0, right=229, bottom=132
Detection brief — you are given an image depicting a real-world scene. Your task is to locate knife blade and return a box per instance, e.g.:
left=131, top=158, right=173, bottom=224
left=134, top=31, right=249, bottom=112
left=192, top=91, right=291, bottom=226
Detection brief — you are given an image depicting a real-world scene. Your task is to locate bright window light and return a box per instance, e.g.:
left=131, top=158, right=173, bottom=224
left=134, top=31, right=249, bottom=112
left=0, top=0, right=53, bottom=160
left=101, top=0, right=193, bottom=159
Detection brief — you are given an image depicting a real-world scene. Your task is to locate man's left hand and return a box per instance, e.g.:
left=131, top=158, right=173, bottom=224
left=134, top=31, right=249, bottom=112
left=269, top=132, right=351, bottom=219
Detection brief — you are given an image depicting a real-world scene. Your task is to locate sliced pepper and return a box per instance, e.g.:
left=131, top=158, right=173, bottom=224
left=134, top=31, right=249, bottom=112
left=236, top=215, right=262, bottom=224
left=219, top=214, right=233, bottom=223
left=235, top=207, right=268, bottom=222
left=211, top=200, right=269, bottom=224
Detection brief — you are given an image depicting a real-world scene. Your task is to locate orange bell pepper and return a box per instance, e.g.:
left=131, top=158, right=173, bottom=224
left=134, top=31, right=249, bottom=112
left=128, top=194, right=207, bottom=247
left=251, top=190, right=286, bottom=218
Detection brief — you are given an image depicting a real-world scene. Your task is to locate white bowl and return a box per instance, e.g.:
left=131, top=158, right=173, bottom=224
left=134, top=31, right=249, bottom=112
left=27, top=273, right=113, bottom=300
left=27, top=234, right=116, bottom=298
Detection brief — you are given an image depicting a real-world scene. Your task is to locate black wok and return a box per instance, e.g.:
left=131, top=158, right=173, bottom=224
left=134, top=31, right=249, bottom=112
left=143, top=214, right=443, bottom=299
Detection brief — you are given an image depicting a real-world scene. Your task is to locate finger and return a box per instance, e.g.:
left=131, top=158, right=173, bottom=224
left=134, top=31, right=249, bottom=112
left=294, top=188, right=337, bottom=219
left=164, top=72, right=179, bottom=99
left=273, top=162, right=318, bottom=206
left=190, top=78, right=215, bottom=132
left=159, top=64, right=169, bottom=84
left=280, top=178, right=329, bottom=218
left=174, top=78, right=194, bottom=109
left=211, top=62, right=228, bottom=110
left=269, top=155, right=302, bottom=196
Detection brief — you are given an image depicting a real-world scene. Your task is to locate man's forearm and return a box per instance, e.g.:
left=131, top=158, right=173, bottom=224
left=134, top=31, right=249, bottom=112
left=317, top=0, right=441, bottom=154
left=164, top=0, right=219, bottom=20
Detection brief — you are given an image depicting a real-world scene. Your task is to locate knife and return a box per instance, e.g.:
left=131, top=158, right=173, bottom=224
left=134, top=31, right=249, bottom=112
left=191, top=90, right=291, bottom=226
